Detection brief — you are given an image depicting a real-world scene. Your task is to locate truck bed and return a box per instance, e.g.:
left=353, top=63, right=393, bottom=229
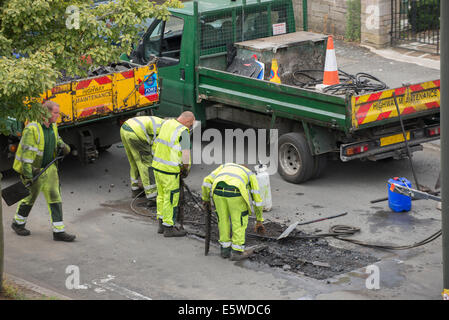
left=197, top=67, right=440, bottom=133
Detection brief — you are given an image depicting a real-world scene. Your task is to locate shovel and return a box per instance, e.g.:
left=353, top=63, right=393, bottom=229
left=2, top=155, right=64, bottom=206
left=277, top=212, right=348, bottom=240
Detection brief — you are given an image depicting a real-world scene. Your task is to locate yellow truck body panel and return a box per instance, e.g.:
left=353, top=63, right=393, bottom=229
left=351, top=80, right=440, bottom=129
left=41, top=62, right=159, bottom=125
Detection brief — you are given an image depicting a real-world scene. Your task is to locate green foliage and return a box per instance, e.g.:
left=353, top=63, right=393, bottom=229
left=408, top=0, right=440, bottom=33
left=0, top=0, right=182, bottom=134
left=345, top=0, right=361, bottom=42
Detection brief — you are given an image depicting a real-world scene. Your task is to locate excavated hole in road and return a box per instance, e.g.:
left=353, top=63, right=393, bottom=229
left=136, top=191, right=379, bottom=280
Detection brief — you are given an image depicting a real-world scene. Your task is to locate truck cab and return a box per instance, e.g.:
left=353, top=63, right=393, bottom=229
left=129, top=0, right=295, bottom=122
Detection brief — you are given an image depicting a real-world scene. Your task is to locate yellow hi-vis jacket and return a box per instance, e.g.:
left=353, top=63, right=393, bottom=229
left=124, top=116, right=164, bottom=145
left=201, top=163, right=264, bottom=222
left=13, top=122, right=67, bottom=178
left=152, top=118, right=190, bottom=173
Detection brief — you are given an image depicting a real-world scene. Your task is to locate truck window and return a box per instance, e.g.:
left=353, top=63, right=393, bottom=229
left=142, top=16, right=184, bottom=63
left=200, top=5, right=290, bottom=55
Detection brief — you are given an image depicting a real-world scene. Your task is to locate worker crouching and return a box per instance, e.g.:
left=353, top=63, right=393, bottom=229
left=120, top=116, right=164, bottom=203
left=202, top=163, right=266, bottom=260
left=152, top=111, right=195, bottom=237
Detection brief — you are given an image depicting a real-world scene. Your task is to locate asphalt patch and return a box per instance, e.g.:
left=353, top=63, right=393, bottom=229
left=180, top=191, right=379, bottom=280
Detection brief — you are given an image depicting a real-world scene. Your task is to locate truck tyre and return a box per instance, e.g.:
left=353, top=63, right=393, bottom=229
left=98, top=145, right=112, bottom=152
left=278, top=132, right=314, bottom=184
left=311, top=154, right=327, bottom=179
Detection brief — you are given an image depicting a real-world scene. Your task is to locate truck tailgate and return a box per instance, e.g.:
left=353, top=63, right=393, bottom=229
left=351, top=80, right=440, bottom=130
left=42, top=62, right=159, bottom=125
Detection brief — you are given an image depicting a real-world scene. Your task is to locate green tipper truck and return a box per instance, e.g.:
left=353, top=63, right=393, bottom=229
left=125, top=0, right=440, bottom=184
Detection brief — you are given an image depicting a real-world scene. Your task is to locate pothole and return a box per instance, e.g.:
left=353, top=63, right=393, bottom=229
left=126, top=190, right=379, bottom=280
left=179, top=191, right=379, bottom=280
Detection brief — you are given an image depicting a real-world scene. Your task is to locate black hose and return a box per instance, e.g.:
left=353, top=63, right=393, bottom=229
left=149, top=183, right=441, bottom=251
left=291, top=69, right=388, bottom=95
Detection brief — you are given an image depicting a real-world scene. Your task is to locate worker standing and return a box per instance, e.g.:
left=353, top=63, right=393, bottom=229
left=152, top=111, right=195, bottom=237
left=120, top=115, right=164, bottom=202
left=202, top=163, right=266, bottom=260
left=11, top=101, right=75, bottom=242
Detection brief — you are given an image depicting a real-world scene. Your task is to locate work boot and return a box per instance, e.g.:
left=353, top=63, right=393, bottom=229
left=145, top=198, right=157, bottom=208
left=163, top=225, right=187, bottom=237
left=157, top=219, right=164, bottom=234
left=132, top=189, right=145, bottom=198
left=230, top=249, right=250, bottom=261
left=53, top=232, right=76, bottom=242
left=220, top=247, right=231, bottom=259
left=11, top=222, right=31, bottom=236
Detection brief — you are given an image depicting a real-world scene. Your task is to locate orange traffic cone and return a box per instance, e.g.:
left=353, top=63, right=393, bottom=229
left=269, top=58, right=281, bottom=84
left=322, top=36, right=340, bottom=86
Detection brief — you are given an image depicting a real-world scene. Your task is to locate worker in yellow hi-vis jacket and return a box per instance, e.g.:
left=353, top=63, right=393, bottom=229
left=201, top=163, right=266, bottom=260
left=152, top=111, right=195, bottom=237
left=120, top=116, right=164, bottom=202
left=12, top=101, right=75, bottom=242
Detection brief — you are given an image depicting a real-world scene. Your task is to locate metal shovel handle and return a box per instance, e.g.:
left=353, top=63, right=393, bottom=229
left=27, top=155, right=65, bottom=187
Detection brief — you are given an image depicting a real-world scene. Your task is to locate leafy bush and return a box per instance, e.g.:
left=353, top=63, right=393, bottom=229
left=408, top=0, right=440, bottom=32
left=345, top=0, right=361, bottom=42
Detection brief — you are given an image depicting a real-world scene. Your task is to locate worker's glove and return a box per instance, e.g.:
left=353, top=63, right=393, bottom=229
left=202, top=200, right=211, bottom=211
left=32, top=168, right=40, bottom=176
left=180, top=166, right=189, bottom=179
left=58, top=144, right=71, bottom=156
left=21, top=176, right=33, bottom=187
left=254, top=221, right=266, bottom=235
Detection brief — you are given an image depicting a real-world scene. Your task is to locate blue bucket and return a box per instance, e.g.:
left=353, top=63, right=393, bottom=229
left=388, top=177, right=412, bottom=212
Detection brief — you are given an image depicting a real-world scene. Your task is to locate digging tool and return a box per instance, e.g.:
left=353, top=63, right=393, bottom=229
left=435, top=172, right=441, bottom=190
left=277, top=212, right=348, bottom=240
left=390, top=182, right=441, bottom=202
left=392, top=92, right=427, bottom=191
left=204, top=200, right=211, bottom=256
left=177, top=177, right=185, bottom=229
left=2, top=155, right=64, bottom=206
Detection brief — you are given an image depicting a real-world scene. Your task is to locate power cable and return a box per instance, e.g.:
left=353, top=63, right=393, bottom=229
left=130, top=183, right=441, bottom=251
left=291, top=69, right=388, bottom=95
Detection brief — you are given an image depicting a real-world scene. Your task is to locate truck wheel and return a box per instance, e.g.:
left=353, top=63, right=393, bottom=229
left=311, top=154, right=327, bottom=179
left=278, top=132, right=314, bottom=184
left=98, top=145, right=112, bottom=152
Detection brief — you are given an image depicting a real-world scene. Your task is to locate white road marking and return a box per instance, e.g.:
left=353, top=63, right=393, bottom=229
left=91, top=275, right=152, bottom=300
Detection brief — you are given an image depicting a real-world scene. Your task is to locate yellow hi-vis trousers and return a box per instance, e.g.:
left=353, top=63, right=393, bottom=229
left=212, top=190, right=249, bottom=252
left=120, top=127, right=157, bottom=199
left=154, top=169, right=180, bottom=226
left=14, top=163, right=65, bottom=233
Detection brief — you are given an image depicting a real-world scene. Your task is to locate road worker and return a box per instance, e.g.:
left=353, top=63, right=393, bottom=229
left=11, top=101, right=75, bottom=242
left=201, top=163, right=266, bottom=260
left=120, top=115, right=164, bottom=203
left=152, top=111, right=195, bottom=237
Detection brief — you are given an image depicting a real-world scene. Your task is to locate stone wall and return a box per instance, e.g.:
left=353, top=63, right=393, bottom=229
left=361, top=0, right=392, bottom=48
left=292, top=0, right=392, bottom=48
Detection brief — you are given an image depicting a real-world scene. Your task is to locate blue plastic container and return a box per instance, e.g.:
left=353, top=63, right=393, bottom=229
left=388, top=177, right=412, bottom=212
